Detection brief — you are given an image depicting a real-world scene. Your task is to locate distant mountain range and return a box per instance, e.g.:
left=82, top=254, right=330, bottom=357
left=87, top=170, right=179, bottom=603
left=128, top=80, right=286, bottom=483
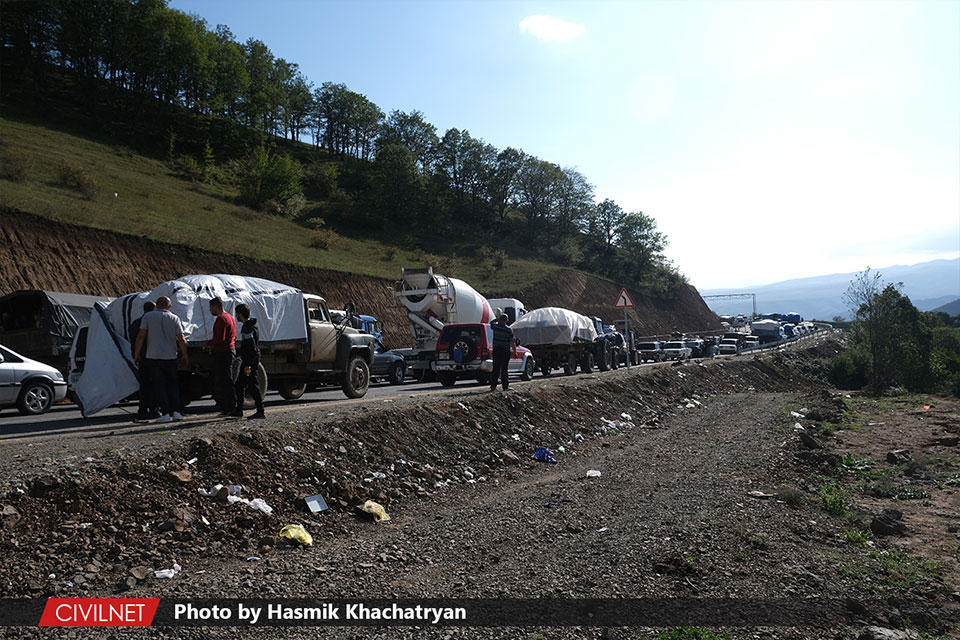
left=700, top=258, right=960, bottom=321
left=934, top=298, right=960, bottom=316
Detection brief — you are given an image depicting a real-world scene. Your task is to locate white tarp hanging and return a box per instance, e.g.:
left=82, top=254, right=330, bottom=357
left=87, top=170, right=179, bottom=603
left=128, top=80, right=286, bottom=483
left=511, top=307, right=597, bottom=346
left=108, top=274, right=307, bottom=345
left=73, top=303, right=140, bottom=417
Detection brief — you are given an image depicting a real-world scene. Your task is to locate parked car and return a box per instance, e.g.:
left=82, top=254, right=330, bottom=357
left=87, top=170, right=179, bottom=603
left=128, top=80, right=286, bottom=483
left=432, top=323, right=535, bottom=387
left=637, top=341, right=664, bottom=363
left=370, top=341, right=406, bottom=385
left=744, top=335, right=761, bottom=349
left=0, top=344, right=68, bottom=415
left=662, top=340, right=692, bottom=360
left=717, top=338, right=741, bottom=355
left=684, top=338, right=705, bottom=358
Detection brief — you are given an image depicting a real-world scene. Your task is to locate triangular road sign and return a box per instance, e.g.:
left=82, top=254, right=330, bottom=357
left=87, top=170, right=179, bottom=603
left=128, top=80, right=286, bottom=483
left=614, top=288, right=635, bottom=308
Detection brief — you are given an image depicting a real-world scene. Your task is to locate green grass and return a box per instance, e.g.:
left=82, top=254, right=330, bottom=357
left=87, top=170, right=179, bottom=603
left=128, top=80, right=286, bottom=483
left=842, top=529, right=872, bottom=546
left=819, top=482, right=849, bottom=515
left=837, top=550, right=941, bottom=590
left=0, top=117, right=560, bottom=293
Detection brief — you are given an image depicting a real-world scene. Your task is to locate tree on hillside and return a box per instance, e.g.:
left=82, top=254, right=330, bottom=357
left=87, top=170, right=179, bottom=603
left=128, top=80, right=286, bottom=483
left=515, top=156, right=563, bottom=241
left=553, top=167, right=593, bottom=237
left=487, top=147, right=524, bottom=226
left=369, top=143, right=424, bottom=225
left=591, top=198, right=626, bottom=250
left=616, top=211, right=667, bottom=283
left=379, top=110, right=439, bottom=172
left=843, top=269, right=932, bottom=395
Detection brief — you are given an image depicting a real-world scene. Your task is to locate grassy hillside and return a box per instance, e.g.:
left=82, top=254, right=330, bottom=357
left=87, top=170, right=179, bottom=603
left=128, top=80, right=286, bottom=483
left=0, top=116, right=558, bottom=293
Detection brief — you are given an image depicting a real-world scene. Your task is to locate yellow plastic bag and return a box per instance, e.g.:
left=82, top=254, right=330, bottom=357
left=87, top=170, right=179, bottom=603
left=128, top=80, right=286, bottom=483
left=278, top=524, right=313, bottom=546
left=361, top=500, right=391, bottom=523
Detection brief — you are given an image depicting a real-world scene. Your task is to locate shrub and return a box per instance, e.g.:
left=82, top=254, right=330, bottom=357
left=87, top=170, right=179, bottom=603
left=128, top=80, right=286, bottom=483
left=843, top=529, right=871, bottom=546
left=827, top=348, right=870, bottom=389
left=381, top=247, right=397, bottom=262
left=237, top=145, right=304, bottom=216
left=0, top=153, right=27, bottom=182
left=170, top=154, right=202, bottom=181
left=309, top=228, right=338, bottom=250
left=819, top=482, right=848, bottom=515
left=56, top=159, right=98, bottom=198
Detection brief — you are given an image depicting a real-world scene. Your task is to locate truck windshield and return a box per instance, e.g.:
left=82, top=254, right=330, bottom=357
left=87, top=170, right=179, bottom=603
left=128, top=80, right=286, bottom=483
left=664, top=342, right=683, bottom=349
left=638, top=343, right=658, bottom=350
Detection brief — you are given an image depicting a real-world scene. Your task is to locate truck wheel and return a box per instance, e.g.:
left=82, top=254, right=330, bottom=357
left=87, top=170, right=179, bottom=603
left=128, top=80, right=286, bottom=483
left=596, top=345, right=609, bottom=372
left=388, top=363, right=405, bottom=386
left=278, top=380, right=306, bottom=400
left=520, top=357, right=535, bottom=381
left=581, top=352, right=595, bottom=374
left=17, top=381, right=54, bottom=415
left=242, top=363, right=268, bottom=408
left=341, top=355, right=370, bottom=399
left=563, top=353, right=577, bottom=375
left=438, top=373, right=456, bottom=388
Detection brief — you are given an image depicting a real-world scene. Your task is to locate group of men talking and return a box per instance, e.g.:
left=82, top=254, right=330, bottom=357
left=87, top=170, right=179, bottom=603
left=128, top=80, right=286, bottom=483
left=129, top=296, right=265, bottom=423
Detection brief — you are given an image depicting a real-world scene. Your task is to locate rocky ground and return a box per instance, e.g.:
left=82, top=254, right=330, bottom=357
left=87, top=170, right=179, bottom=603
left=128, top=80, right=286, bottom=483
left=1, top=334, right=957, bottom=639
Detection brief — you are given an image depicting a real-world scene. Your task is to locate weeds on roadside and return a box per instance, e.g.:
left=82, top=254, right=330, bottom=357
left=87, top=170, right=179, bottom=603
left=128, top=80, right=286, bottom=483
left=659, top=627, right=732, bottom=640
left=838, top=550, right=941, bottom=590
left=819, top=482, right=848, bottom=515
left=843, top=529, right=872, bottom=546
left=777, top=485, right=805, bottom=507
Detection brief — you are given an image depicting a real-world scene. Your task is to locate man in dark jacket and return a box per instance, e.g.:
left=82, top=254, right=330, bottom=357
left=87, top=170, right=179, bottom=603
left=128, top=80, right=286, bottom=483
left=489, top=313, right=514, bottom=391
left=129, top=300, right=157, bottom=422
left=231, top=303, right=264, bottom=419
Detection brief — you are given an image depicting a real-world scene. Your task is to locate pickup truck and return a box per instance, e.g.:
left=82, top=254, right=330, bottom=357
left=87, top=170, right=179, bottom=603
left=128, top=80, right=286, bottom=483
left=717, top=338, right=741, bottom=355
left=662, top=340, right=692, bottom=360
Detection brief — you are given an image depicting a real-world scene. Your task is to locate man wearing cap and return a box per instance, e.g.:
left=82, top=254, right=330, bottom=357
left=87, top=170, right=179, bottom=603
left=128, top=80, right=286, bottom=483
left=489, top=313, right=515, bottom=391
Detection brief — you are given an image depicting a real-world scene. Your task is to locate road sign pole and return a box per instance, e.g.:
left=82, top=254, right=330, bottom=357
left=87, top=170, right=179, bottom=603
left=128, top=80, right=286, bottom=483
left=624, top=308, right=630, bottom=370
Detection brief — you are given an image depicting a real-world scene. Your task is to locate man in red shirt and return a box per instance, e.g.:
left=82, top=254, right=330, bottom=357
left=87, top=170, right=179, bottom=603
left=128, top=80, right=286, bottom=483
left=205, top=297, right=237, bottom=416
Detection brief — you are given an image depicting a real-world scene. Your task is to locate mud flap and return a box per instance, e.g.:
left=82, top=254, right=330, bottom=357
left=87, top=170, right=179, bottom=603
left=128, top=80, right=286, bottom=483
left=73, top=303, right=140, bottom=417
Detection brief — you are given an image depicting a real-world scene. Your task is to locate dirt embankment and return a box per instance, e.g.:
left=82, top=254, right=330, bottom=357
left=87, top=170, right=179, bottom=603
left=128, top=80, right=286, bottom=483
left=0, top=208, right=719, bottom=345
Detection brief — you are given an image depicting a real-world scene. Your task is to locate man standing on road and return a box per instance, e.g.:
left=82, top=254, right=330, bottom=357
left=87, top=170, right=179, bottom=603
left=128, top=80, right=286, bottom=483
left=129, top=300, right=158, bottom=422
left=490, top=313, right=514, bottom=392
left=231, top=304, right=265, bottom=419
left=204, top=297, right=237, bottom=417
left=134, top=296, right=188, bottom=424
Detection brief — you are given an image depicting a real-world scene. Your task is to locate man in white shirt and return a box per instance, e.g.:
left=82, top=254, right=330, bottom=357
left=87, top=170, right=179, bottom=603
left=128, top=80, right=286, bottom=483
left=134, top=296, right=189, bottom=423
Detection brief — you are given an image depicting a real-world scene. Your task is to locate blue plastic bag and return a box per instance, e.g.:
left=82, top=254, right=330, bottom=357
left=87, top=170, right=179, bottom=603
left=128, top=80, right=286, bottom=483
left=532, top=447, right=558, bottom=464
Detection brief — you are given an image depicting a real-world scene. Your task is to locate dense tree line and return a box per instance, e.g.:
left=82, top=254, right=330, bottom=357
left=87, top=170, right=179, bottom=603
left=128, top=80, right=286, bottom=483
left=2, top=0, right=680, bottom=291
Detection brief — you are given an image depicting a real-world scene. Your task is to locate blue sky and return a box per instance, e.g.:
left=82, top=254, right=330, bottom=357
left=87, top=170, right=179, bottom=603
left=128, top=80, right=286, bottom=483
left=170, top=0, right=960, bottom=289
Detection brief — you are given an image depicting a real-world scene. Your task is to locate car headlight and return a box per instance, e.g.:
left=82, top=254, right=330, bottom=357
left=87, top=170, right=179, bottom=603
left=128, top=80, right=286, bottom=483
left=52, top=370, right=64, bottom=381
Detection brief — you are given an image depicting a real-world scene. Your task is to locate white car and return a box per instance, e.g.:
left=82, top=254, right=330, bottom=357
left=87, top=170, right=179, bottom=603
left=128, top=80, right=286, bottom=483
left=662, top=341, right=692, bottom=360
left=744, top=335, right=760, bottom=349
left=0, top=344, right=68, bottom=415
left=717, top=338, right=740, bottom=355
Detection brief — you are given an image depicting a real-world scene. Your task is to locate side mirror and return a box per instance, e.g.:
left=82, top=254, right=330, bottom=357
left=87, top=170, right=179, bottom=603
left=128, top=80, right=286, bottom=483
left=344, top=301, right=355, bottom=320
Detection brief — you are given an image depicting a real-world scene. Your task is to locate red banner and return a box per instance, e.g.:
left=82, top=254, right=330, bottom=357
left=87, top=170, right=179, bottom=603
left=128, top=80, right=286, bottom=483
left=38, top=599, right=159, bottom=627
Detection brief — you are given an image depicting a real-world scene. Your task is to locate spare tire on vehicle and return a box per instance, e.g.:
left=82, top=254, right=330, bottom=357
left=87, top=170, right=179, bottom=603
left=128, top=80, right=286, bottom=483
left=449, top=337, right=477, bottom=363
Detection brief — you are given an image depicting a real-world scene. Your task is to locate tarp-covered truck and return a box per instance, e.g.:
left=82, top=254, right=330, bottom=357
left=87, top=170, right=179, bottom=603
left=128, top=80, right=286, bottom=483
left=73, top=275, right=375, bottom=416
left=0, top=290, right=113, bottom=376
left=511, top=307, right=607, bottom=376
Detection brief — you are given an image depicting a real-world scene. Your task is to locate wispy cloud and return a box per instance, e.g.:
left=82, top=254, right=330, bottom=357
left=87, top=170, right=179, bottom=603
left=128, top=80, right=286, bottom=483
left=518, top=14, right=585, bottom=42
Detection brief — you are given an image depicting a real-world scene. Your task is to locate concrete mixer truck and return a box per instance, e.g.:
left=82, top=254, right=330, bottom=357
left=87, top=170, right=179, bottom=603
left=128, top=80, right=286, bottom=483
left=393, top=268, right=494, bottom=380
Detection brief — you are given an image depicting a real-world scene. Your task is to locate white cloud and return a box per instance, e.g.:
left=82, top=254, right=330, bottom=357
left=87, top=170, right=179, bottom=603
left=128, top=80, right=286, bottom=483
left=518, top=14, right=585, bottom=42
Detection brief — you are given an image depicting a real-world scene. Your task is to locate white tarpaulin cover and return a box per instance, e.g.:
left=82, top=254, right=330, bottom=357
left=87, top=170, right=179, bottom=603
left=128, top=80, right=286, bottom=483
left=73, top=303, right=141, bottom=417
left=750, top=319, right=782, bottom=334
left=74, top=275, right=308, bottom=416
left=511, top=307, right=597, bottom=346
left=108, top=275, right=308, bottom=345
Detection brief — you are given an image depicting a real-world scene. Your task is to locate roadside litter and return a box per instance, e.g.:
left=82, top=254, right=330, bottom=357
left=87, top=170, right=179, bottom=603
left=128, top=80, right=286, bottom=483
left=279, top=524, right=313, bottom=546
left=284, top=446, right=297, bottom=453
left=304, top=494, right=329, bottom=513
left=586, top=469, right=602, bottom=478
left=198, top=484, right=273, bottom=514
left=532, top=447, right=558, bottom=464
left=747, top=491, right=775, bottom=499
left=357, top=500, right=391, bottom=523
left=154, top=563, right=181, bottom=579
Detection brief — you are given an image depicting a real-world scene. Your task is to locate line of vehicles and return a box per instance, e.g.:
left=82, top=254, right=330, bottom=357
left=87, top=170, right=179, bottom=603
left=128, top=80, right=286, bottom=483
left=0, top=270, right=824, bottom=417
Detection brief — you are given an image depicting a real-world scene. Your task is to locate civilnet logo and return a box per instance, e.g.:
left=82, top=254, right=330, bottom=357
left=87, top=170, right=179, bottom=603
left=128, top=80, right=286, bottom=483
left=38, top=599, right=160, bottom=627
